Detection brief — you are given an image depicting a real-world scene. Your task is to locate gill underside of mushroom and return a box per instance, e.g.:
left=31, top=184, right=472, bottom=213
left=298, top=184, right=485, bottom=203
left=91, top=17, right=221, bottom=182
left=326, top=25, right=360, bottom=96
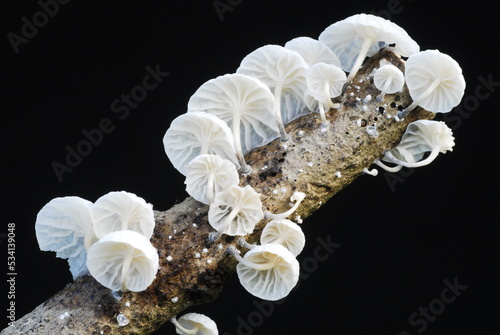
left=1, top=50, right=435, bottom=335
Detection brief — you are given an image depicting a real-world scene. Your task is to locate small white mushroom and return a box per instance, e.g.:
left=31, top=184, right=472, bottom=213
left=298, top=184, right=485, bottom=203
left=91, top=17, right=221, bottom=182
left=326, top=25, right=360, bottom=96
left=379, top=120, right=455, bottom=169
left=228, top=244, right=299, bottom=301
left=35, top=196, right=96, bottom=279
left=185, top=154, right=239, bottom=205
left=208, top=185, right=264, bottom=241
left=86, top=230, right=159, bottom=292
left=399, top=49, right=465, bottom=118
left=284, top=36, right=341, bottom=67
left=305, top=62, right=346, bottom=126
left=319, top=13, right=419, bottom=81
left=187, top=73, right=279, bottom=174
left=91, top=191, right=155, bottom=240
left=265, top=191, right=306, bottom=221
left=170, top=313, right=218, bottom=335
left=260, top=219, right=305, bottom=256
left=374, top=63, right=405, bottom=101
left=163, top=111, right=239, bottom=176
left=236, top=45, right=309, bottom=141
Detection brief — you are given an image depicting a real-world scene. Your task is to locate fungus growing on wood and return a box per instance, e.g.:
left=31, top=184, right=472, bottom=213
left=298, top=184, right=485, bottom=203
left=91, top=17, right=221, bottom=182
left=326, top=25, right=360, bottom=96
left=265, top=191, right=306, bottom=221
left=187, top=73, right=279, bottom=174
left=284, top=36, right=341, bottom=67
left=227, top=243, right=300, bottom=301
left=86, top=230, right=159, bottom=292
left=260, top=219, right=306, bottom=256
left=184, top=154, right=240, bottom=205
left=374, top=63, right=404, bottom=101
left=163, top=111, right=239, bottom=175
left=319, top=13, right=419, bottom=81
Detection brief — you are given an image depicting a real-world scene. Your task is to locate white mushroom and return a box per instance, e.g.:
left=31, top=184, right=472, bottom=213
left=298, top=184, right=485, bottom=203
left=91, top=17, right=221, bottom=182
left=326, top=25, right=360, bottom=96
left=378, top=120, right=455, bottom=169
left=319, top=13, right=419, bottom=81
left=260, top=219, right=305, bottom=257
left=185, top=154, right=239, bottom=205
left=305, top=62, right=346, bottom=126
left=398, top=49, right=465, bottom=118
left=228, top=243, right=300, bottom=301
left=163, top=111, right=239, bottom=176
left=170, top=313, right=218, bottom=335
left=265, top=191, right=306, bottom=221
left=86, top=230, right=159, bottom=292
left=374, top=63, right=404, bottom=101
left=236, top=44, right=309, bottom=141
left=208, top=185, right=263, bottom=241
left=284, top=36, right=341, bottom=67
left=35, top=196, right=96, bottom=279
left=91, top=191, right=155, bottom=240
left=187, top=73, right=279, bottom=174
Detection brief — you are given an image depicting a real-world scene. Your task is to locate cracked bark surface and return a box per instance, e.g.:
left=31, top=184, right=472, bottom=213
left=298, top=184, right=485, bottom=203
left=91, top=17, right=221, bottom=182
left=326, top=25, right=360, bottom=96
left=1, top=50, right=434, bottom=335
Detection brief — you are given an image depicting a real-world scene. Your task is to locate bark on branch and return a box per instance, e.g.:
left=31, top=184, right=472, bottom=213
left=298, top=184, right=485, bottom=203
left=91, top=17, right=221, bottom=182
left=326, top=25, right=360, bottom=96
left=2, top=50, right=434, bottom=335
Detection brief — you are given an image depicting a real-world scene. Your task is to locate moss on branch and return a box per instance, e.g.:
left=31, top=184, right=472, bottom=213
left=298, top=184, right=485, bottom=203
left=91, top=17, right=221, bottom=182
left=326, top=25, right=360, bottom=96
left=1, top=50, right=434, bottom=335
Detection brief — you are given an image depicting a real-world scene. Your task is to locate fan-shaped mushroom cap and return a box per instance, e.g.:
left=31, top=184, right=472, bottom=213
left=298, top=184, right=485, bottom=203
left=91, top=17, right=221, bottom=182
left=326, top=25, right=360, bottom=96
left=35, top=196, right=96, bottom=279
left=402, top=49, right=465, bottom=115
left=284, top=36, right=341, bottom=67
left=229, top=243, right=300, bottom=301
left=374, top=63, right=405, bottom=101
left=305, top=62, right=346, bottom=125
left=171, top=313, right=218, bottom=335
left=261, top=219, right=305, bottom=257
left=185, top=154, right=239, bottom=205
left=91, top=191, right=155, bottom=240
left=236, top=44, right=309, bottom=140
left=164, top=111, right=239, bottom=176
left=86, top=230, right=159, bottom=292
left=187, top=73, right=279, bottom=173
left=319, top=13, right=419, bottom=80
left=208, top=185, right=263, bottom=238
left=382, top=120, right=455, bottom=168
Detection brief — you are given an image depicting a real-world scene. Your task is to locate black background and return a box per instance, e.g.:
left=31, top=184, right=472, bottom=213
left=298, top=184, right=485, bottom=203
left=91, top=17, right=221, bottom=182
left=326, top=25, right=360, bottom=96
left=1, top=0, right=498, bottom=334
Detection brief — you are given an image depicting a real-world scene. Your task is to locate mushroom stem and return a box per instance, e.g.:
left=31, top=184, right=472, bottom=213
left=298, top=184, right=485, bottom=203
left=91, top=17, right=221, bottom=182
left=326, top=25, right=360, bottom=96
left=318, top=103, right=328, bottom=127
left=347, top=38, right=373, bottom=82
left=265, top=191, right=306, bottom=220
left=170, top=316, right=199, bottom=335
left=383, top=148, right=441, bottom=168
left=273, top=82, right=289, bottom=142
left=206, top=172, right=215, bottom=204
left=374, top=158, right=403, bottom=173
left=363, top=167, right=379, bottom=176
left=238, top=237, right=257, bottom=250
left=227, top=245, right=276, bottom=271
left=209, top=206, right=240, bottom=242
left=120, top=250, right=134, bottom=292
left=398, top=78, right=442, bottom=119
left=232, top=114, right=252, bottom=175
left=376, top=78, right=392, bottom=102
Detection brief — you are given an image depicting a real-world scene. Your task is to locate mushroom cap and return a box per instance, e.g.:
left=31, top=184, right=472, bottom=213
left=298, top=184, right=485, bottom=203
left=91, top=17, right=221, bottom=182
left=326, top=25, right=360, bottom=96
left=35, top=196, right=96, bottom=279
left=236, top=44, right=309, bottom=124
left=187, top=73, right=279, bottom=154
left=174, top=313, right=218, bottom=335
left=306, top=62, right=346, bottom=105
left=374, top=63, right=405, bottom=94
left=261, top=219, right=305, bottom=256
left=405, top=49, right=465, bottom=113
left=208, top=185, right=263, bottom=236
left=86, top=230, right=159, bottom=292
left=91, top=191, right=155, bottom=240
left=185, top=154, right=240, bottom=205
left=319, top=13, right=419, bottom=72
left=389, top=120, right=455, bottom=163
left=284, top=36, right=341, bottom=67
left=163, top=111, right=239, bottom=176
left=236, top=243, right=300, bottom=301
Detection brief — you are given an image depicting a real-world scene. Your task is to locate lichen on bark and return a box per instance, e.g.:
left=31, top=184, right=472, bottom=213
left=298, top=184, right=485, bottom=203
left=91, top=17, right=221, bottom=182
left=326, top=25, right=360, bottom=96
left=1, top=50, right=434, bottom=335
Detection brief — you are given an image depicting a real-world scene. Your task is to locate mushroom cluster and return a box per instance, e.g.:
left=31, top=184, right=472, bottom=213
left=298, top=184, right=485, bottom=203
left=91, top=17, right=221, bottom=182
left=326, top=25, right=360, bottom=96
left=35, top=191, right=159, bottom=292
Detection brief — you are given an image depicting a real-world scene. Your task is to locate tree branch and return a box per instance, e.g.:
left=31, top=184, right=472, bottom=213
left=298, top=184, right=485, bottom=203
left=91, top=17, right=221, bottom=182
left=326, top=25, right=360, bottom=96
left=1, top=50, right=434, bottom=335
